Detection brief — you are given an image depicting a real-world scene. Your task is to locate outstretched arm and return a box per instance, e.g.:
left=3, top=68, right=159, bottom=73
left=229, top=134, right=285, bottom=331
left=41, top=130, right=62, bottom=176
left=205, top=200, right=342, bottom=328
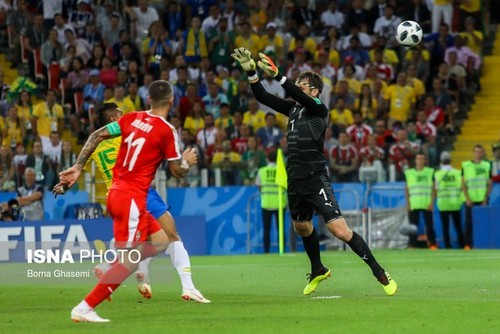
left=257, top=53, right=328, bottom=114
left=231, top=47, right=294, bottom=116
left=250, top=80, right=294, bottom=116
left=58, top=124, right=117, bottom=188
left=280, top=76, right=327, bottom=113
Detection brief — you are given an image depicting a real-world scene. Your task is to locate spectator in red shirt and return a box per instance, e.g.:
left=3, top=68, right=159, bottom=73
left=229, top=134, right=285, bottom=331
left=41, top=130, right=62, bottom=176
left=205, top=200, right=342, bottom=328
left=99, top=56, right=118, bottom=87
left=231, top=123, right=251, bottom=155
left=360, top=134, right=385, bottom=165
left=416, top=110, right=438, bottom=167
left=389, top=129, right=420, bottom=181
left=374, top=119, right=393, bottom=150
left=329, top=132, right=359, bottom=183
left=492, top=143, right=500, bottom=183
left=178, top=82, right=204, bottom=123
left=346, top=112, right=373, bottom=151
left=371, top=49, right=394, bottom=82
left=423, top=95, right=445, bottom=132
left=359, top=133, right=386, bottom=182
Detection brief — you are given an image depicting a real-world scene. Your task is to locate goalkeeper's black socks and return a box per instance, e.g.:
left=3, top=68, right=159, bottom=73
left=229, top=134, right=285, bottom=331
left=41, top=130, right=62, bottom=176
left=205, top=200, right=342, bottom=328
left=347, top=231, right=384, bottom=277
left=301, top=228, right=323, bottom=274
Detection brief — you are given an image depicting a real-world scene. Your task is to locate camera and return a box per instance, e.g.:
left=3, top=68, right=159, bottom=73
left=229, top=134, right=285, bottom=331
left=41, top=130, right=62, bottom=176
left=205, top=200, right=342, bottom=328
left=1, top=199, right=23, bottom=221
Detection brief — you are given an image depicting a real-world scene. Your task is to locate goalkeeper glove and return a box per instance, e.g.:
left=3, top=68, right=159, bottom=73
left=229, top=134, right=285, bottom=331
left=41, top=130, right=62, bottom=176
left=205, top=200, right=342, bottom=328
left=257, top=53, right=279, bottom=78
left=231, top=47, right=256, bottom=72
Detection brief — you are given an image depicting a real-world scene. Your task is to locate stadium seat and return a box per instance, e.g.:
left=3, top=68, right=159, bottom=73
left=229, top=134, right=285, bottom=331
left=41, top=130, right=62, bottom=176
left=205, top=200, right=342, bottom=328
left=19, top=33, right=27, bottom=63
left=7, top=26, right=13, bottom=49
left=33, top=48, right=45, bottom=80
left=63, top=202, right=104, bottom=220
left=74, top=91, right=83, bottom=115
left=60, top=77, right=68, bottom=104
left=48, top=63, right=61, bottom=91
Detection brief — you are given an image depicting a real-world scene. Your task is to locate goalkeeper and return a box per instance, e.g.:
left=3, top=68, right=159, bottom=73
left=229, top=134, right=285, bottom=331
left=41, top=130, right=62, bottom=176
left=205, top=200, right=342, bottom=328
left=53, top=103, right=210, bottom=304
left=231, top=48, right=397, bottom=296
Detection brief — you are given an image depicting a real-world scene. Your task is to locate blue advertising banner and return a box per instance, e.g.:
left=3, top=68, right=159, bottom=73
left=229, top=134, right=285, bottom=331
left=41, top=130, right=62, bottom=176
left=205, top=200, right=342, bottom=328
left=0, top=218, right=113, bottom=263
left=0, top=216, right=207, bottom=263
left=168, top=186, right=257, bottom=255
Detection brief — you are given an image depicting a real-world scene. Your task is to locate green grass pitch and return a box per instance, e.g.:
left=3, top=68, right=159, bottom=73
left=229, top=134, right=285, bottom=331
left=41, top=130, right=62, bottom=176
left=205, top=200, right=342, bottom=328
left=1, top=250, right=499, bottom=334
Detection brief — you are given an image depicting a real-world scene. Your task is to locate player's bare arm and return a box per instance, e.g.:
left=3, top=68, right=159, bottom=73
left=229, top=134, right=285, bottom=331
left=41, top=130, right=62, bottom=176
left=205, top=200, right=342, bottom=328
left=58, top=126, right=116, bottom=189
left=168, top=147, right=198, bottom=178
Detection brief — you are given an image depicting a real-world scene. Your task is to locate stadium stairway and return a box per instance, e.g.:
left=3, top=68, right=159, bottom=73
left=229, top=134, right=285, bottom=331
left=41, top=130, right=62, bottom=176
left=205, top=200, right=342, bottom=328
left=451, top=29, right=500, bottom=167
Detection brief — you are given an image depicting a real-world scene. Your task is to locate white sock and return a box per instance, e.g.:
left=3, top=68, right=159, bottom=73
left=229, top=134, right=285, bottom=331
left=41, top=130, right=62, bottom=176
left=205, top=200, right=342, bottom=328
left=76, top=300, right=91, bottom=311
left=168, top=241, right=195, bottom=291
left=137, top=257, right=152, bottom=283
left=97, top=262, right=112, bottom=273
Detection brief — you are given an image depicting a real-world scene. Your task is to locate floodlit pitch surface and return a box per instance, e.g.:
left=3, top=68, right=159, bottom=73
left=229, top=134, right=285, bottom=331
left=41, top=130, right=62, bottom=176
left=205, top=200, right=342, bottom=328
left=1, top=250, right=499, bottom=333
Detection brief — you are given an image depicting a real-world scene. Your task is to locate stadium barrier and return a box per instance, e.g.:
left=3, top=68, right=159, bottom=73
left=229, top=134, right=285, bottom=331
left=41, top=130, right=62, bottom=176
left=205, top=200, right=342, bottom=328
left=2, top=184, right=500, bottom=259
left=0, top=215, right=205, bottom=263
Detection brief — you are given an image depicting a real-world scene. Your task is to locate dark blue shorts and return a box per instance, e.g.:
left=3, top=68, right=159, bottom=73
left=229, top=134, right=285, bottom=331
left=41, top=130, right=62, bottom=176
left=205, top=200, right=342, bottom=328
left=146, top=188, right=171, bottom=220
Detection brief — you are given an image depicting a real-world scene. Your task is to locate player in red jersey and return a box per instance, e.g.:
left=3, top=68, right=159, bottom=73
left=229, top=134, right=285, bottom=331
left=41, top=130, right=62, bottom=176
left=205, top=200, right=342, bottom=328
left=59, top=80, right=197, bottom=323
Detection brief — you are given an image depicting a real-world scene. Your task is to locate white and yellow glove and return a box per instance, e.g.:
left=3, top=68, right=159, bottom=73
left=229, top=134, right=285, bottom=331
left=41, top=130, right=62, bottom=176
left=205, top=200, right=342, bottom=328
left=231, top=47, right=256, bottom=72
left=257, top=53, right=279, bottom=78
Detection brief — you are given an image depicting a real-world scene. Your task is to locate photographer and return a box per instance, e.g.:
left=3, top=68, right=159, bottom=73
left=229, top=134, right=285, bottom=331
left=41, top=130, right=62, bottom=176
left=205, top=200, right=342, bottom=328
left=0, top=167, right=44, bottom=221
left=1, top=199, right=23, bottom=222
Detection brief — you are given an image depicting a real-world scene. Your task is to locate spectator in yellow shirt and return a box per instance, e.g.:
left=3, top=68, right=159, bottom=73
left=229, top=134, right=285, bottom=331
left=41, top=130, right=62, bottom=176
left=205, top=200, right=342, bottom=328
left=459, top=0, right=482, bottom=31
left=369, top=36, right=399, bottom=69
left=354, top=84, right=379, bottom=124
left=406, top=63, right=426, bottom=103
left=243, top=98, right=266, bottom=133
left=459, top=16, right=483, bottom=55
left=403, top=46, right=430, bottom=84
left=337, top=65, right=361, bottom=95
left=105, top=84, right=136, bottom=114
left=287, top=24, right=318, bottom=55
left=260, top=22, right=284, bottom=61
left=215, top=103, right=233, bottom=130
left=234, top=21, right=262, bottom=59
left=383, top=72, right=416, bottom=126
left=315, top=38, right=340, bottom=69
left=362, top=65, right=388, bottom=95
left=330, top=97, right=354, bottom=132
left=211, top=139, right=241, bottom=185
left=32, top=89, right=64, bottom=150
left=126, top=82, right=143, bottom=110
left=184, top=101, right=205, bottom=136
left=3, top=106, right=25, bottom=150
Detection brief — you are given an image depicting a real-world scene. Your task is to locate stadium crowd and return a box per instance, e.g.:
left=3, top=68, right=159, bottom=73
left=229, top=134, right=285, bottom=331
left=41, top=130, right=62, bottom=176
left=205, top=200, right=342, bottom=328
left=0, top=0, right=497, bottom=196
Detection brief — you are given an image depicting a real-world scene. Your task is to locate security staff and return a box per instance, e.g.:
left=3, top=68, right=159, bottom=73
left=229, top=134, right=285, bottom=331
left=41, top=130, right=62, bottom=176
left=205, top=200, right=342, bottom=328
left=462, top=145, right=492, bottom=249
left=435, top=151, right=465, bottom=249
left=255, top=151, right=286, bottom=253
left=405, top=153, right=437, bottom=249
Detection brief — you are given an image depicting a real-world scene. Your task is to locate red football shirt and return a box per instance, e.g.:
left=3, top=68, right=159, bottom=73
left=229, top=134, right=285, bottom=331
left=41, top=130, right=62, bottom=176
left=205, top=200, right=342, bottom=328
left=111, top=111, right=181, bottom=195
left=346, top=124, right=373, bottom=150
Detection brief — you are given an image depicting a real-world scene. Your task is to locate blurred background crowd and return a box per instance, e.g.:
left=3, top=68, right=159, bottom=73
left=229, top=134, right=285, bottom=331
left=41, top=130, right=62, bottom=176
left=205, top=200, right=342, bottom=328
left=0, top=0, right=498, bottom=195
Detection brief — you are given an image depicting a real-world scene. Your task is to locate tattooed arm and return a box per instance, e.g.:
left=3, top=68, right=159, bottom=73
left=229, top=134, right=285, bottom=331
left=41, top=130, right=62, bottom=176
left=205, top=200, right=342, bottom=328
left=57, top=125, right=115, bottom=189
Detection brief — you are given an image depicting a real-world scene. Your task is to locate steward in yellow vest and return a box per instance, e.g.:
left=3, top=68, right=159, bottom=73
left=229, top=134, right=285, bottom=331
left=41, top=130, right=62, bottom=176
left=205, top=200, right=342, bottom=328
left=255, top=151, right=286, bottom=253
left=461, top=145, right=492, bottom=249
left=404, top=153, right=437, bottom=249
left=434, top=151, right=465, bottom=249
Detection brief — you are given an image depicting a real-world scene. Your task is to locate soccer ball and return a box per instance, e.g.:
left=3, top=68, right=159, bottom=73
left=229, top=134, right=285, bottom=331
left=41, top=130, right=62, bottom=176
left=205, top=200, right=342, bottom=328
left=395, top=21, right=423, bottom=47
